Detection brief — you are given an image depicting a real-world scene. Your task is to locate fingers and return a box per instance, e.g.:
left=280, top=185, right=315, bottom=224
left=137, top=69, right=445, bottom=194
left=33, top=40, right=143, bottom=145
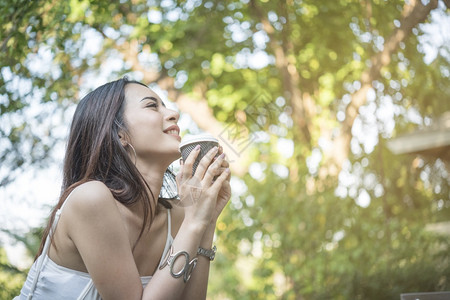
left=213, top=146, right=229, bottom=171
left=193, top=146, right=219, bottom=179
left=211, top=167, right=230, bottom=190
left=181, top=145, right=201, bottom=181
left=213, top=168, right=231, bottom=184
left=213, top=155, right=229, bottom=168
left=176, top=159, right=184, bottom=186
left=225, top=166, right=231, bottom=181
left=202, top=152, right=227, bottom=185
left=220, top=159, right=229, bottom=169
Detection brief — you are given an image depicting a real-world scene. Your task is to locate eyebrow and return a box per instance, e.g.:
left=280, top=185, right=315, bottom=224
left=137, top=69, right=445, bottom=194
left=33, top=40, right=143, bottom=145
left=140, top=96, right=158, bottom=102
left=140, top=96, right=166, bottom=107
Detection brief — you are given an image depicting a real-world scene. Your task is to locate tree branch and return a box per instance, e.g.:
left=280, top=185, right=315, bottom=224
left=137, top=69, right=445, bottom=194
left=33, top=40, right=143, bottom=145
left=250, top=0, right=312, bottom=144
left=325, top=0, right=439, bottom=176
left=1, top=0, right=38, bottom=53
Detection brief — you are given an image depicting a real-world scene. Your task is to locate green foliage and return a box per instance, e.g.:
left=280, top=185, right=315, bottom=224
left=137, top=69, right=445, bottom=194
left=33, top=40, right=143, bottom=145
left=0, top=247, right=26, bottom=299
left=212, top=141, right=449, bottom=299
left=2, top=227, right=44, bottom=259
left=0, top=228, right=43, bottom=298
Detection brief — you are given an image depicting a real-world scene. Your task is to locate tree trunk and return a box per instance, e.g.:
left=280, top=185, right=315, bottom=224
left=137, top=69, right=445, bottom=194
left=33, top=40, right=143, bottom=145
left=323, top=0, right=438, bottom=177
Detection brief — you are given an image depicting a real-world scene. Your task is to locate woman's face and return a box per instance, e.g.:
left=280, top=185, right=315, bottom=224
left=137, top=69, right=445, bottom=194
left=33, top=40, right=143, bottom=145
left=122, top=83, right=181, bottom=164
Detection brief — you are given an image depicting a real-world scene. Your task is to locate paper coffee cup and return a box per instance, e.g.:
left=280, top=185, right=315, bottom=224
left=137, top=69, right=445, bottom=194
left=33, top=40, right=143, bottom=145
left=179, top=134, right=219, bottom=175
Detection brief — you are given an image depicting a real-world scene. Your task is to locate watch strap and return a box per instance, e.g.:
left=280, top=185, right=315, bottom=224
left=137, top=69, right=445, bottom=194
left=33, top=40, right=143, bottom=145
left=197, top=245, right=217, bottom=261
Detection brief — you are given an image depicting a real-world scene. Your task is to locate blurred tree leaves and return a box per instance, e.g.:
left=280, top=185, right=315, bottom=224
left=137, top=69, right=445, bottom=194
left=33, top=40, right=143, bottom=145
left=1, top=0, right=449, bottom=299
left=0, top=227, right=42, bottom=299
left=0, top=246, right=25, bottom=300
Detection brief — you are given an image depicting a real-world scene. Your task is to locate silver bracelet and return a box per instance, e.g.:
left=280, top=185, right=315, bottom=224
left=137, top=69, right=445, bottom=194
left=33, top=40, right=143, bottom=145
left=159, top=246, right=198, bottom=283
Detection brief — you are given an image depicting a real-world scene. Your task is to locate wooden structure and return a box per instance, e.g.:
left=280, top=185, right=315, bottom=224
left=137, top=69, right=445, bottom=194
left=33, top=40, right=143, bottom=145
left=387, top=111, right=450, bottom=167
left=389, top=112, right=450, bottom=300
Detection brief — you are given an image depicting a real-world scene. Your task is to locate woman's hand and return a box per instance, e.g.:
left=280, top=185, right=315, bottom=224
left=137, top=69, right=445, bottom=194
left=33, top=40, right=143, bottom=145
left=176, top=145, right=230, bottom=227
left=211, top=146, right=231, bottom=223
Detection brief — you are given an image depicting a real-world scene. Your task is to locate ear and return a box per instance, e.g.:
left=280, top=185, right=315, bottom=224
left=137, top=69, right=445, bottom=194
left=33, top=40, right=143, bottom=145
left=118, top=131, right=128, bottom=147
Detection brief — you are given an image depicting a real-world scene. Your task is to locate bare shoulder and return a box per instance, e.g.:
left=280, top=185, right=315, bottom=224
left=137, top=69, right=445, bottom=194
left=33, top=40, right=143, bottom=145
left=59, top=181, right=143, bottom=298
left=66, top=181, right=115, bottom=208
left=63, top=181, right=118, bottom=223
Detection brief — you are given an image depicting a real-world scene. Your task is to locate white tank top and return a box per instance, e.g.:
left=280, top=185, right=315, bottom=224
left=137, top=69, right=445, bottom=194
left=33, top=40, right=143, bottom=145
left=15, top=190, right=174, bottom=300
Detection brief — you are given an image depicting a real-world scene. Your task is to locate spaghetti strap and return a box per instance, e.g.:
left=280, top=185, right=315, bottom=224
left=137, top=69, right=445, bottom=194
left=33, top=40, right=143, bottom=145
left=26, top=189, right=77, bottom=300
left=158, top=209, right=174, bottom=268
left=167, top=209, right=172, bottom=240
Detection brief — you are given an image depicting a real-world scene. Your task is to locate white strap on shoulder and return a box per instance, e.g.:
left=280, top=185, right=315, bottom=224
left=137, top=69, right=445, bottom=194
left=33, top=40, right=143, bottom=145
left=158, top=209, right=173, bottom=268
left=26, top=188, right=77, bottom=300
left=167, top=209, right=172, bottom=239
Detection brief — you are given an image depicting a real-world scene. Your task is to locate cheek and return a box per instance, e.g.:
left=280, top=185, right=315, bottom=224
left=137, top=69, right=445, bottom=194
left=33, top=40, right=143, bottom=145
left=127, top=114, right=163, bottom=141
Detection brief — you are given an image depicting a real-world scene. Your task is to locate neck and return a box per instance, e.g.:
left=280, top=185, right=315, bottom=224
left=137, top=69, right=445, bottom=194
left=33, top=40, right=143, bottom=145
left=135, top=158, right=171, bottom=203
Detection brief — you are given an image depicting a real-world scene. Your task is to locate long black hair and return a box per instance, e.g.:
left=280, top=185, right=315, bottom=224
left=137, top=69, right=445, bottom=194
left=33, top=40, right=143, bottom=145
left=36, top=77, right=174, bottom=258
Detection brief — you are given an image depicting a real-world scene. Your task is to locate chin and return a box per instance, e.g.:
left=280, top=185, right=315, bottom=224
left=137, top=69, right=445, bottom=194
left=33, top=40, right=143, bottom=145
left=170, top=151, right=181, bottom=161
left=163, top=148, right=182, bottom=164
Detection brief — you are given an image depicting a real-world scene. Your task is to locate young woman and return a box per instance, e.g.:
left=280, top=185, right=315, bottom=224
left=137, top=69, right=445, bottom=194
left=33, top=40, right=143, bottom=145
left=15, top=77, right=231, bottom=299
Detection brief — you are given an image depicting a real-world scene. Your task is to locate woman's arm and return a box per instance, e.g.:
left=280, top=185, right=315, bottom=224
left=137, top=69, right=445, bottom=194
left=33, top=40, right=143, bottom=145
left=177, top=150, right=232, bottom=300
left=146, top=147, right=229, bottom=299
left=179, top=221, right=216, bottom=300
left=142, top=217, right=208, bottom=299
left=65, top=182, right=145, bottom=300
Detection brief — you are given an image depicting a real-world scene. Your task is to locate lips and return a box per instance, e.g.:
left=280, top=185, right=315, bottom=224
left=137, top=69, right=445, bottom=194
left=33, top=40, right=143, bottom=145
left=163, top=125, right=181, bottom=141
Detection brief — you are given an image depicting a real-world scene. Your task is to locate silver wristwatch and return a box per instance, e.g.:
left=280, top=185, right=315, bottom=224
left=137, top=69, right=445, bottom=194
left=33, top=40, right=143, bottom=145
left=197, top=245, right=217, bottom=261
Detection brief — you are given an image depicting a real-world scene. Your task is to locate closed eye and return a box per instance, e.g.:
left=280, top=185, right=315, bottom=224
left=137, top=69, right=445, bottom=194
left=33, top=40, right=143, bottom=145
left=145, top=102, right=158, bottom=108
left=140, top=96, right=161, bottom=109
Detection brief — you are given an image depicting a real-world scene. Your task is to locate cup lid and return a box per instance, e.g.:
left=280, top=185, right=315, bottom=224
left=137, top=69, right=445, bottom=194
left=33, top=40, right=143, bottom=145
left=179, top=133, right=218, bottom=149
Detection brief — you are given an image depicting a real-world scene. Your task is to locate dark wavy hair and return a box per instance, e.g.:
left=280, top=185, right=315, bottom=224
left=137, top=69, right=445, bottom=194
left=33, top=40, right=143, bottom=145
left=36, top=77, right=173, bottom=258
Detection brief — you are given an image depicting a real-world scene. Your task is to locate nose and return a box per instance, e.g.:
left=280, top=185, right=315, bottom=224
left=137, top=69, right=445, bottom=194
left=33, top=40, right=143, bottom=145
left=164, top=106, right=180, bottom=123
